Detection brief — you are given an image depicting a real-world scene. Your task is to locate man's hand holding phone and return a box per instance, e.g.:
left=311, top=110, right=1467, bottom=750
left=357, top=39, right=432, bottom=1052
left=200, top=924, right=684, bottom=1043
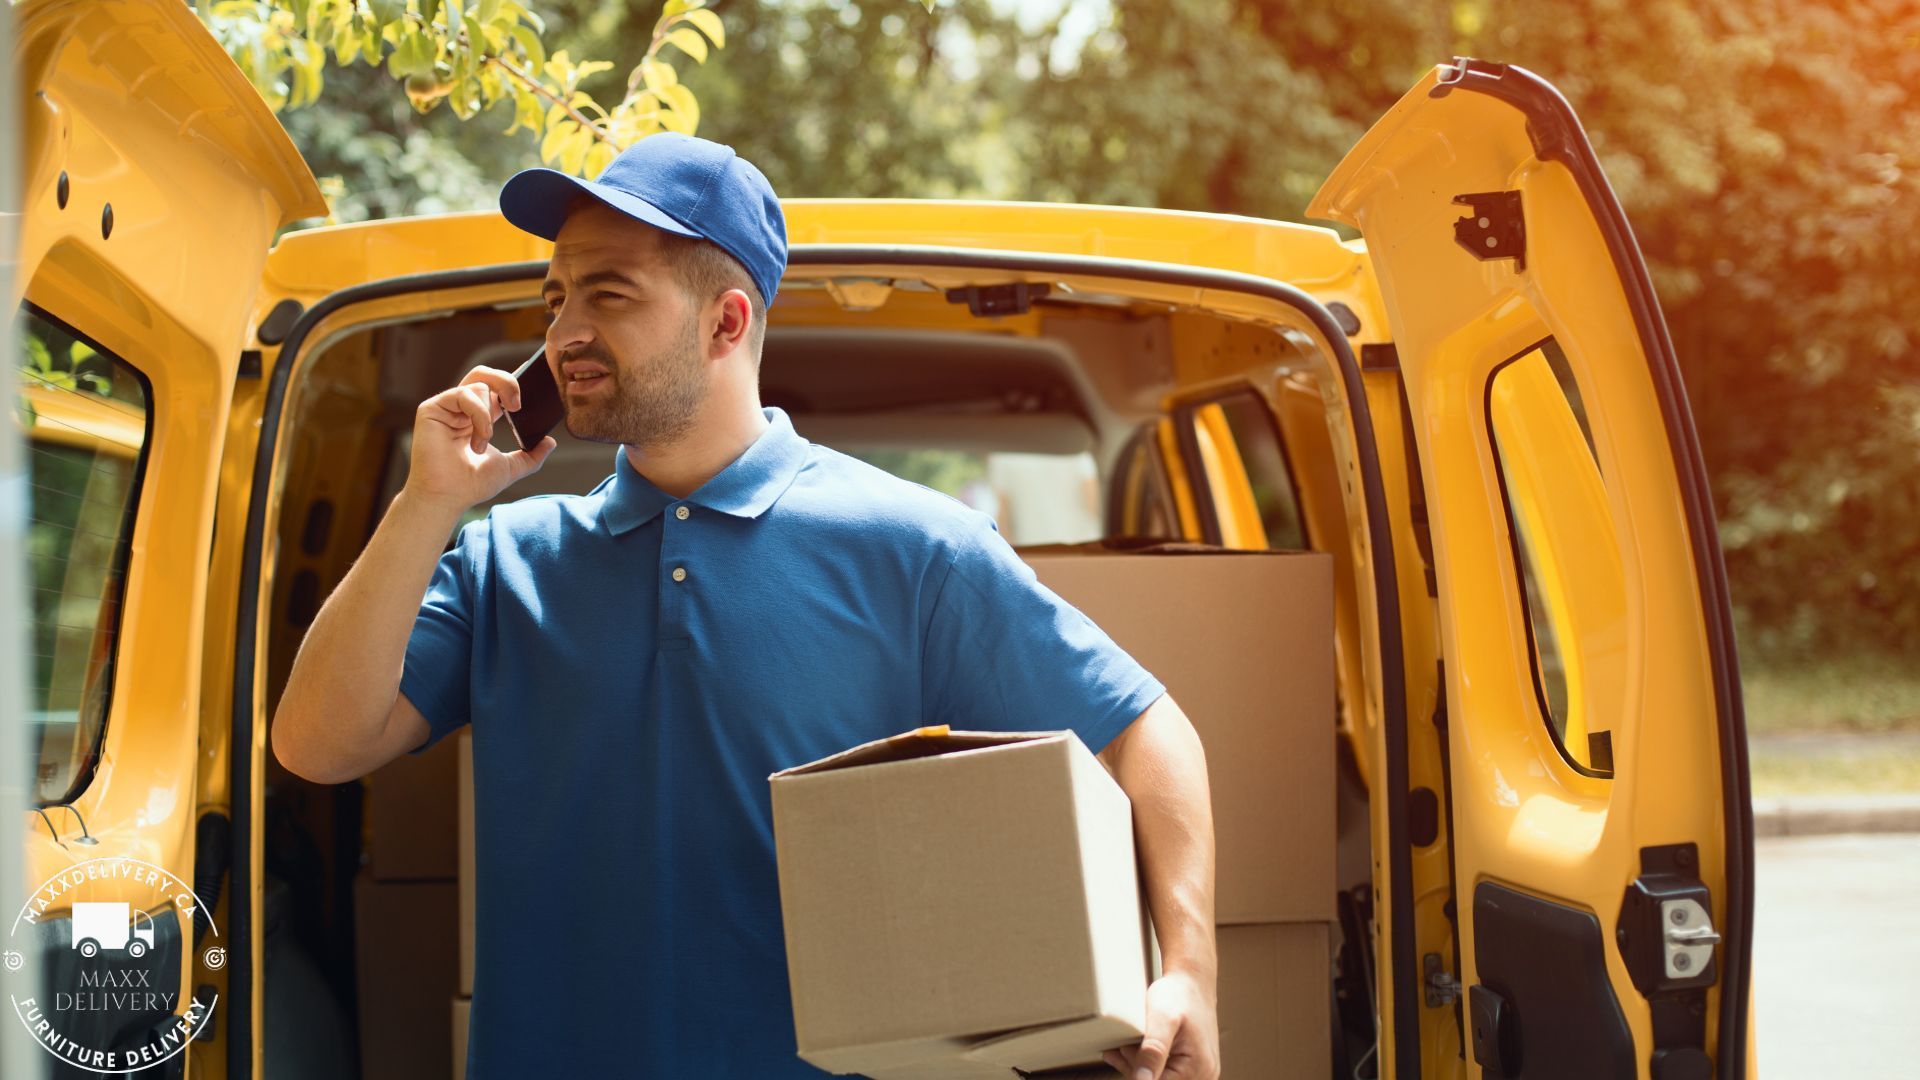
left=405, top=353, right=559, bottom=516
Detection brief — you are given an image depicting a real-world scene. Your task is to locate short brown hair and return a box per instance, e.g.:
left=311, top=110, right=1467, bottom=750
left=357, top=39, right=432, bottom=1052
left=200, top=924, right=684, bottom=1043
left=654, top=230, right=768, bottom=364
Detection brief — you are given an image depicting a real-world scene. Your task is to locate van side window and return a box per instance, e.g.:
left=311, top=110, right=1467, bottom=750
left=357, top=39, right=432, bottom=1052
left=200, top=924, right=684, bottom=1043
left=1487, top=339, right=1623, bottom=777
left=1105, top=424, right=1179, bottom=540
left=15, top=304, right=151, bottom=805
left=850, top=447, right=1104, bottom=546
left=1185, top=392, right=1308, bottom=550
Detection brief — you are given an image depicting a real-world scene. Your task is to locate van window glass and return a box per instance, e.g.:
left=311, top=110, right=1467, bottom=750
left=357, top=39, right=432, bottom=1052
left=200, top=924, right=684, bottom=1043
left=849, top=448, right=1103, bottom=547
left=15, top=305, right=151, bottom=805
left=1106, top=424, right=1178, bottom=541
left=1487, top=339, right=1625, bottom=776
left=1189, top=393, right=1307, bottom=550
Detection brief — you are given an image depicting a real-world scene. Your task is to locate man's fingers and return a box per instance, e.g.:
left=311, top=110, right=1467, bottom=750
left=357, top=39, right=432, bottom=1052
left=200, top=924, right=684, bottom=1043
left=459, top=365, right=522, bottom=413
left=451, top=386, right=494, bottom=451
left=1102, top=1047, right=1136, bottom=1074
left=1132, top=1004, right=1182, bottom=1080
left=509, top=436, right=557, bottom=478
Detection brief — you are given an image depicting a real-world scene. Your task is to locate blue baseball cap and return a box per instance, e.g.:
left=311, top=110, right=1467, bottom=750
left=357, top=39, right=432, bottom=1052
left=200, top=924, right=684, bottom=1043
left=498, top=132, right=788, bottom=308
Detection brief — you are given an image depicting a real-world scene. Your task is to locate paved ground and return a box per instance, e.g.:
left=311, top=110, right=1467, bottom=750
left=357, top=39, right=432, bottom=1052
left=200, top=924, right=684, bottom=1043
left=1755, top=834, right=1920, bottom=1077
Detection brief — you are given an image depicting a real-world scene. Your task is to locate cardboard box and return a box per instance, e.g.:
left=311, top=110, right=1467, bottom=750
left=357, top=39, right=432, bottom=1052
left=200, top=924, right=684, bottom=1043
left=457, top=729, right=474, bottom=997
left=769, top=727, right=1152, bottom=1077
left=365, top=727, right=460, bottom=880
left=452, top=997, right=470, bottom=1080
left=1217, top=922, right=1331, bottom=1079
left=1017, top=545, right=1335, bottom=924
left=353, top=875, right=457, bottom=1080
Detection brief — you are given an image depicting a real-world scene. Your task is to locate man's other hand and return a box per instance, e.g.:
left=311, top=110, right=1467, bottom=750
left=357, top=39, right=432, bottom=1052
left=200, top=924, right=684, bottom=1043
left=1100, top=970, right=1220, bottom=1080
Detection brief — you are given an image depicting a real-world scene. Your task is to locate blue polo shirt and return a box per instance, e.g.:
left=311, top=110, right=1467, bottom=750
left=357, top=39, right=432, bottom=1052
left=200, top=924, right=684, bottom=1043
left=398, top=405, right=1166, bottom=1078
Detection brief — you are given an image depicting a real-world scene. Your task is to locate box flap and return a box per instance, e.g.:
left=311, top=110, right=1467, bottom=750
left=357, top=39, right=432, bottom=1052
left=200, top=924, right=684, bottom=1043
left=768, top=726, right=1066, bottom=780
left=958, top=1011, right=1144, bottom=1071
left=796, top=1032, right=980, bottom=1076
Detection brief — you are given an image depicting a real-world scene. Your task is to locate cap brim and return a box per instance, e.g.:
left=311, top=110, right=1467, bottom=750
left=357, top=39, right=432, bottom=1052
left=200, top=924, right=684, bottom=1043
left=498, top=168, right=703, bottom=242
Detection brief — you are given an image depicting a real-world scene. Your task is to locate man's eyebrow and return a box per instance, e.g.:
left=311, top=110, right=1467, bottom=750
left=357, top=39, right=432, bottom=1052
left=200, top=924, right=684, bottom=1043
left=541, top=269, right=647, bottom=297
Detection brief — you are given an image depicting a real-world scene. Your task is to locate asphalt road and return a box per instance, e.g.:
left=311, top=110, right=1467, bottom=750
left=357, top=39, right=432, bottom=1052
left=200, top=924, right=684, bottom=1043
left=1755, top=833, right=1920, bottom=1077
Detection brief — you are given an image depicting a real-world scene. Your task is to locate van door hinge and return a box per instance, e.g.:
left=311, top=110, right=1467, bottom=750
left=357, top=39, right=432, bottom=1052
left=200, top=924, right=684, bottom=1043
left=1424, top=952, right=1461, bottom=1007
left=1452, top=191, right=1526, bottom=271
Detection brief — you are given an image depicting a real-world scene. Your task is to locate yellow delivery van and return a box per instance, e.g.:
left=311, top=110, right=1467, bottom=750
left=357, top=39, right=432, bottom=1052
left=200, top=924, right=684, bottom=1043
left=7, top=1, right=1752, bottom=1078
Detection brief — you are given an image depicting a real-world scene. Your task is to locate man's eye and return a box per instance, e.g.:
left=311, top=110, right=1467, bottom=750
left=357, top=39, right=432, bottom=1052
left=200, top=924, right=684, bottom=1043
left=594, top=291, right=623, bottom=303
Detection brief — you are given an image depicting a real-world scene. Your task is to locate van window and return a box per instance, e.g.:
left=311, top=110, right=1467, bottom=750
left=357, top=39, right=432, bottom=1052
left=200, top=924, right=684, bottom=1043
left=851, top=447, right=1103, bottom=547
left=1186, top=392, right=1307, bottom=550
left=1106, top=424, right=1179, bottom=540
left=15, top=305, right=151, bottom=805
left=1487, top=339, right=1623, bottom=776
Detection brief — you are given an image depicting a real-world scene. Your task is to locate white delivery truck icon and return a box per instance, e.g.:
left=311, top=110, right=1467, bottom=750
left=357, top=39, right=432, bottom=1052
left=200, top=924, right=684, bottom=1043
left=71, top=902, right=155, bottom=959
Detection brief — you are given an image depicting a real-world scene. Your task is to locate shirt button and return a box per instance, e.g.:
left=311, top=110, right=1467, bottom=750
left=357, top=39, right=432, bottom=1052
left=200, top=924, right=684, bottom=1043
left=671, top=566, right=687, bottom=583
left=674, top=505, right=690, bottom=520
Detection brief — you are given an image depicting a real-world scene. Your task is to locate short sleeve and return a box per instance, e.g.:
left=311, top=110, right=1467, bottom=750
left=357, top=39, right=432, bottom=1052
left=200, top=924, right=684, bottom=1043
left=920, top=517, right=1166, bottom=756
left=399, top=519, right=485, bottom=756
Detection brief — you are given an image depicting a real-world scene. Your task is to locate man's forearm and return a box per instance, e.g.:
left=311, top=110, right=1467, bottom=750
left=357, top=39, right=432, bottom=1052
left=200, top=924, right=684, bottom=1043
left=273, top=488, right=465, bottom=778
left=1106, top=694, right=1219, bottom=985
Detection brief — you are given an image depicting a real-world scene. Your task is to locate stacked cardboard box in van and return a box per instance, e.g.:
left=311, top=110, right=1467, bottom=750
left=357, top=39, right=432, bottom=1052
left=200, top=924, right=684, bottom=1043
left=1020, top=543, right=1336, bottom=1079
left=455, top=729, right=474, bottom=1077
left=356, top=729, right=464, bottom=1080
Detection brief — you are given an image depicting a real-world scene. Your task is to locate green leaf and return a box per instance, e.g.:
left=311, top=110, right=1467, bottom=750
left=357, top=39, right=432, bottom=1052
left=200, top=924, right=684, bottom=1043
left=584, top=140, right=618, bottom=179
left=659, top=82, right=698, bottom=132
left=558, top=127, right=595, bottom=175
left=662, top=0, right=699, bottom=16
left=333, top=22, right=359, bottom=64
left=683, top=9, right=724, bottom=49
left=422, top=0, right=441, bottom=28
left=462, top=13, right=489, bottom=58
left=366, top=0, right=403, bottom=33
left=508, top=24, right=544, bottom=69
left=386, top=27, right=432, bottom=77
left=540, top=117, right=577, bottom=162
left=663, top=27, right=707, bottom=64
left=640, top=57, right=677, bottom=93
left=505, top=88, right=542, bottom=135
left=477, top=0, right=503, bottom=26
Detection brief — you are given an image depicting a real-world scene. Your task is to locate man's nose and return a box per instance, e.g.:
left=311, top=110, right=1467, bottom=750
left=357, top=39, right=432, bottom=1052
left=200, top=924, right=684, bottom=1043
left=547, top=297, right=595, bottom=357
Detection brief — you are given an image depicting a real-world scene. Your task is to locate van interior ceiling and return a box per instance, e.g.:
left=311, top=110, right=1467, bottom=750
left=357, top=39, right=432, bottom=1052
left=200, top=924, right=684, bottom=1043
left=254, top=270, right=1380, bottom=1079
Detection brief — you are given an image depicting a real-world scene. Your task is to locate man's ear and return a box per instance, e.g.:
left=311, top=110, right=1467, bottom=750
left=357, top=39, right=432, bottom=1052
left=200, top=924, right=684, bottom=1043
left=709, top=288, right=754, bottom=357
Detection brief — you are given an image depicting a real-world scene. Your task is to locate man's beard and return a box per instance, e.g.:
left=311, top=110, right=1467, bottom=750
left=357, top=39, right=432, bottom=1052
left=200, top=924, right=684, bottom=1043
left=560, top=314, right=706, bottom=448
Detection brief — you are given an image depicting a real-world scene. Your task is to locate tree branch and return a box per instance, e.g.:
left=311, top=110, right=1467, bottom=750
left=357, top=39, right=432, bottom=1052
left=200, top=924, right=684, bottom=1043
left=487, top=52, right=615, bottom=144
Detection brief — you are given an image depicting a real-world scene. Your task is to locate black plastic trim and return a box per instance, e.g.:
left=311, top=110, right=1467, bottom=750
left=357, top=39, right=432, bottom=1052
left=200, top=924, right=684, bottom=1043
left=1474, top=880, right=1636, bottom=1078
left=1171, top=403, right=1225, bottom=545
left=1441, top=61, right=1753, bottom=1077
left=17, top=299, right=157, bottom=810
left=233, top=248, right=1419, bottom=1079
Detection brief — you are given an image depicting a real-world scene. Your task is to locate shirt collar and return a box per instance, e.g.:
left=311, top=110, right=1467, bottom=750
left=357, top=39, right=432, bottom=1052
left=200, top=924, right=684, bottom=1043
left=600, top=406, right=810, bottom=536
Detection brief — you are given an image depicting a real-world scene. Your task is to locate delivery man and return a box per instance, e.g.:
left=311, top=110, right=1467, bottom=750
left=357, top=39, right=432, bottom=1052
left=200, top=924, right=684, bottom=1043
left=271, top=133, right=1220, bottom=1080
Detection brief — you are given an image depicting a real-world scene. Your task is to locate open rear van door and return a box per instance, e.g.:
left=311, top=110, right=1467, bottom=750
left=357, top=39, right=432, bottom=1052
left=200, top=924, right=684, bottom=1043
left=1310, top=59, right=1753, bottom=1080
left=10, top=0, right=327, bottom=1076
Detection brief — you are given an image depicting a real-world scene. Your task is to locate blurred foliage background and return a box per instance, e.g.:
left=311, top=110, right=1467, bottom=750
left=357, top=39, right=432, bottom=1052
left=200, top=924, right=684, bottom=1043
left=231, top=0, right=1920, bottom=742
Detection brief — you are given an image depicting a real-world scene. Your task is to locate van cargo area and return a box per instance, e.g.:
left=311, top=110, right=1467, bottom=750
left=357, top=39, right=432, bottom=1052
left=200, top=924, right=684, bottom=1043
left=256, top=267, right=1381, bottom=1078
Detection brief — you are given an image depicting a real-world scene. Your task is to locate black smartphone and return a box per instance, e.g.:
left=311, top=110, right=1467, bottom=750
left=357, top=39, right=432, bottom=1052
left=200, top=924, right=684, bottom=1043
left=503, top=345, right=563, bottom=451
